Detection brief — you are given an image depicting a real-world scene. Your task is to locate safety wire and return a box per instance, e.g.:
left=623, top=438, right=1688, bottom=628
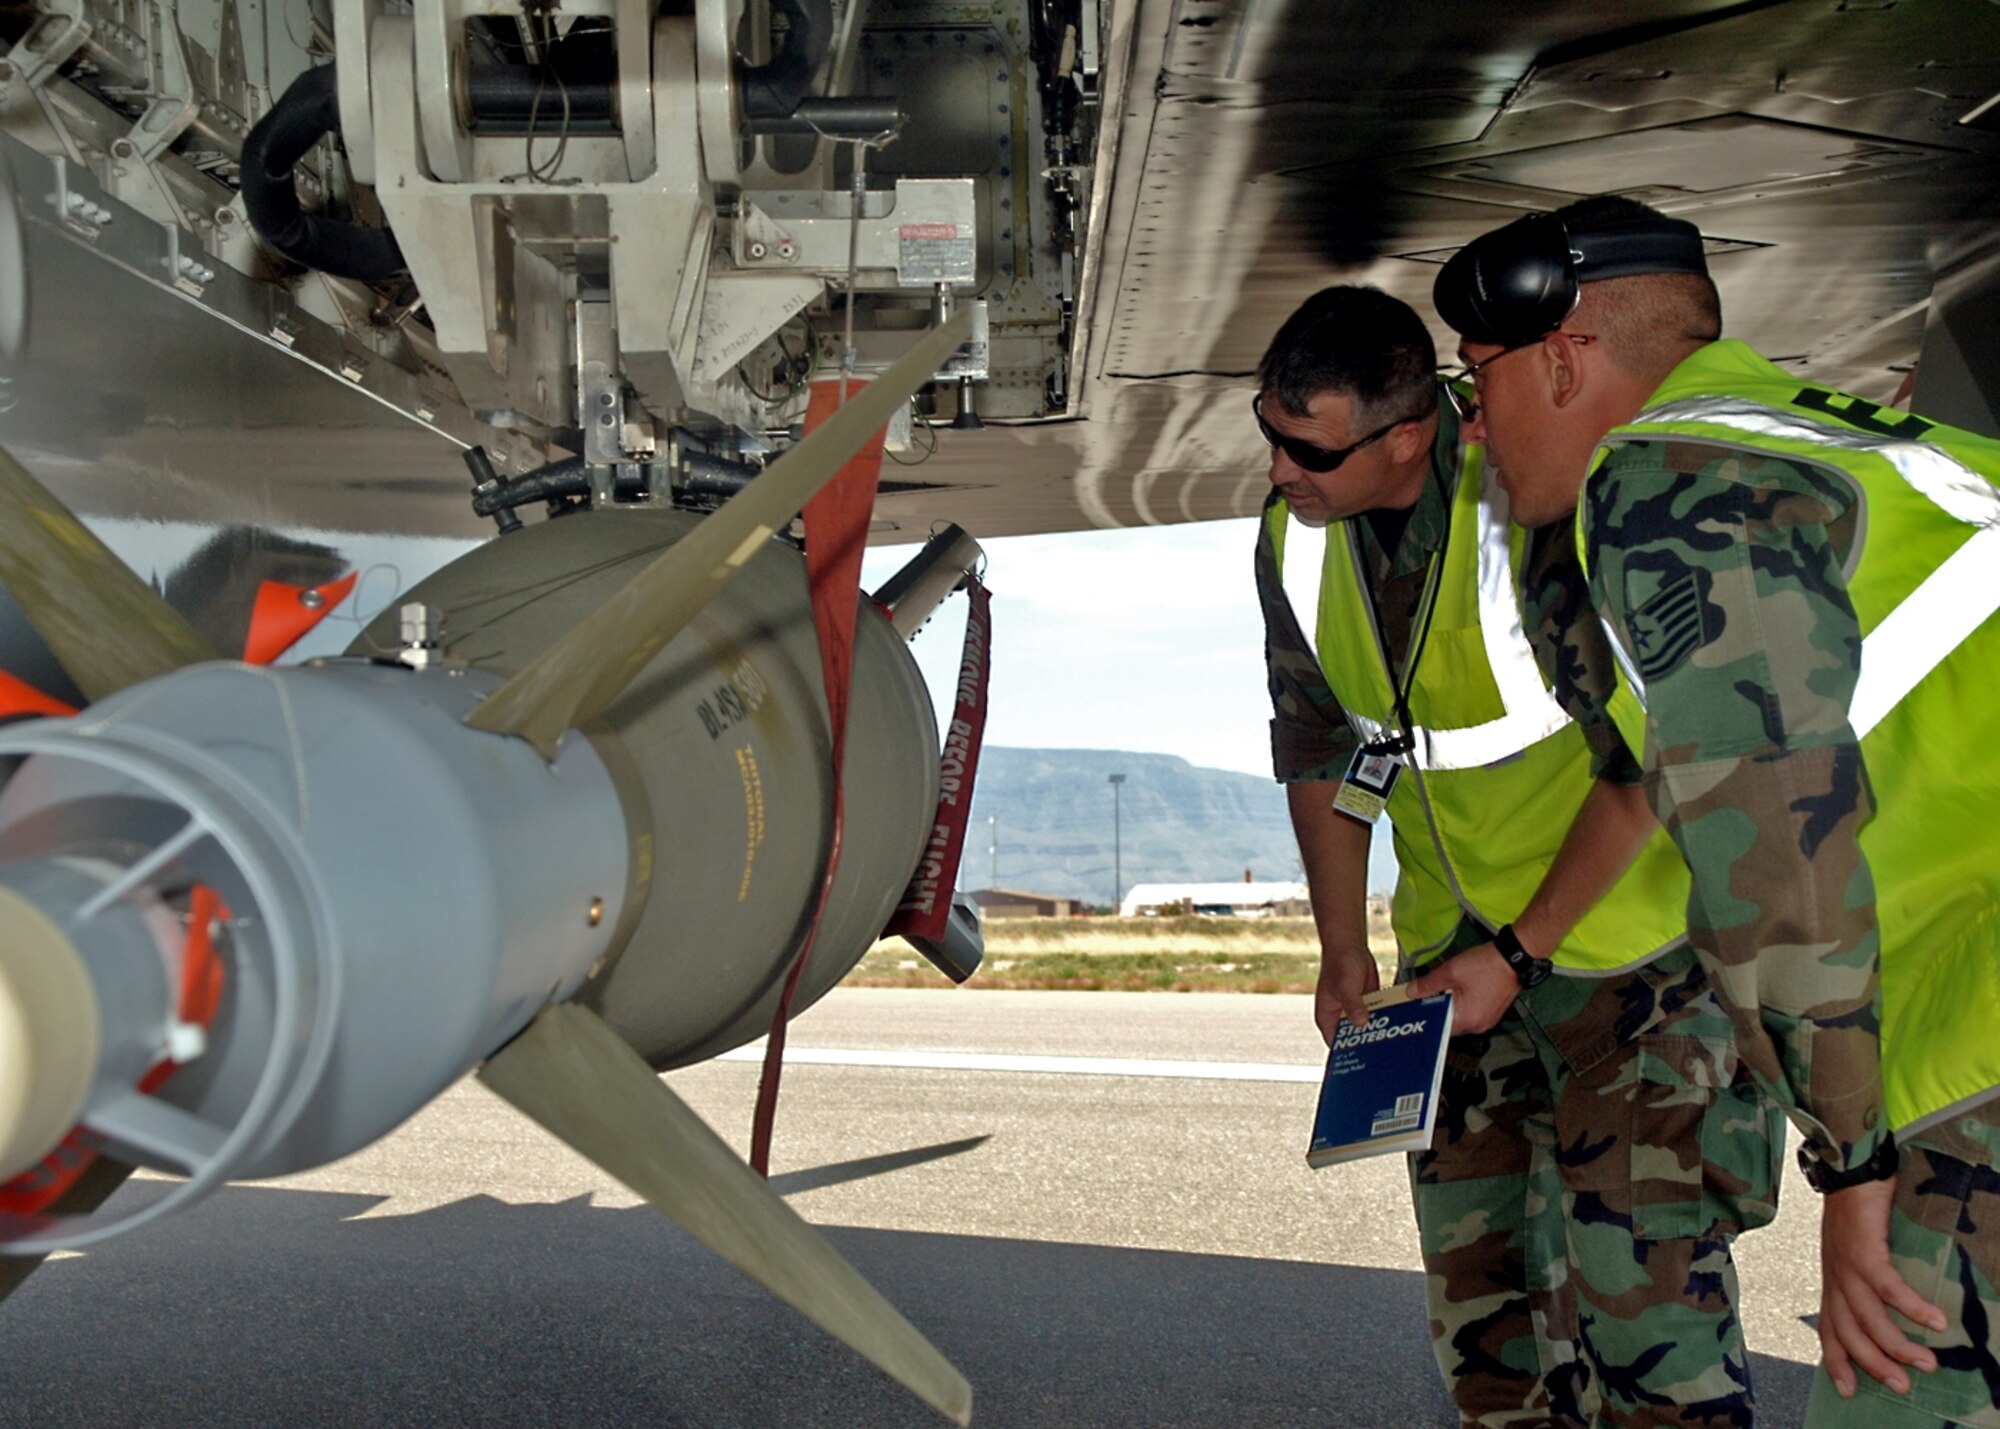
left=839, top=141, right=867, bottom=402
left=885, top=400, right=940, bottom=466
left=522, top=14, right=574, bottom=184
left=737, top=315, right=818, bottom=408
left=472, top=12, right=583, bottom=185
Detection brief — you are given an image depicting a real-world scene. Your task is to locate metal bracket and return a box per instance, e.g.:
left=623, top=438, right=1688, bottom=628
left=412, top=1, right=474, bottom=182
left=5, top=1, right=90, bottom=90
left=578, top=297, right=623, bottom=468
left=162, top=222, right=213, bottom=294
left=935, top=300, right=990, bottom=382
left=614, top=0, right=656, bottom=183
left=734, top=200, right=798, bottom=265
left=48, top=155, right=111, bottom=238
left=693, top=0, right=745, bottom=188
left=742, top=179, right=978, bottom=287
left=690, top=270, right=821, bottom=388
left=125, top=2, right=198, bottom=162
left=335, top=2, right=385, bottom=185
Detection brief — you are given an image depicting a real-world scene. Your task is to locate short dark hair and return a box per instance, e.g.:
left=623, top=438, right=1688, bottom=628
left=1257, top=286, right=1436, bottom=428
left=1554, top=195, right=1722, bottom=371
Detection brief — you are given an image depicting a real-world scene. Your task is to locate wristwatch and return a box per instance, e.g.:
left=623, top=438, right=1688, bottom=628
left=1799, top=1132, right=1899, bottom=1194
left=1494, top=924, right=1552, bottom=991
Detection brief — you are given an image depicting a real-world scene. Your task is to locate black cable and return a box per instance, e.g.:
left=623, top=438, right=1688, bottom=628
left=469, top=456, right=588, bottom=516
left=522, top=60, right=573, bottom=181
left=741, top=0, right=833, bottom=121
left=1357, top=441, right=1452, bottom=757
left=240, top=63, right=405, bottom=282
left=737, top=317, right=819, bottom=406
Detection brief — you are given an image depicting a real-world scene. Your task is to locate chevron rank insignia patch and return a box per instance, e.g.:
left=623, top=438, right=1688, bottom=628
left=1628, top=572, right=1708, bottom=683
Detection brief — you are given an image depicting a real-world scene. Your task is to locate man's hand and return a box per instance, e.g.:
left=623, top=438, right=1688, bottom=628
left=1314, top=945, right=1381, bottom=1045
left=1818, top=1176, right=1947, bottom=1398
left=1406, top=943, right=1517, bottom=1035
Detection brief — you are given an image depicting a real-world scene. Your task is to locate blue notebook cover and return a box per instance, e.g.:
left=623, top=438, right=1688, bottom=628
left=1306, top=990, right=1455, bottom=1168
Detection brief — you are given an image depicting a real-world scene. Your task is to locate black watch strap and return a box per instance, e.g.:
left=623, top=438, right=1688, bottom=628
left=1494, top=924, right=1551, bottom=990
left=1799, top=1131, right=1898, bottom=1194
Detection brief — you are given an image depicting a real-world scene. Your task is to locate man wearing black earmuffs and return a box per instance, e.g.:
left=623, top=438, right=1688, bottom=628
left=1255, top=286, right=1782, bottom=1426
left=1434, top=195, right=2000, bottom=1428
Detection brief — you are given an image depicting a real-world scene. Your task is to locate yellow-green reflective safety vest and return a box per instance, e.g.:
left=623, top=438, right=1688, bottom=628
left=1582, top=338, right=2000, bottom=1134
left=1268, top=445, right=1690, bottom=973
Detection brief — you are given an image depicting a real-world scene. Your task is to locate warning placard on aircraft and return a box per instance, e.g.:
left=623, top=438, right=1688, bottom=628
left=897, top=223, right=976, bottom=286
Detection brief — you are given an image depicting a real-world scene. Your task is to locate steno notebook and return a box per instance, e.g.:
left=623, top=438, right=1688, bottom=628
left=1306, top=988, right=1454, bottom=1168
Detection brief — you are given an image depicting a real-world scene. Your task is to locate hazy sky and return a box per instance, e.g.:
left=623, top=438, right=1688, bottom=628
left=859, top=519, right=1400, bottom=892
left=862, top=517, right=1272, bottom=775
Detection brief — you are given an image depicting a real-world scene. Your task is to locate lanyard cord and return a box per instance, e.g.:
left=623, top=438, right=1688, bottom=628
left=1359, top=444, right=1451, bottom=756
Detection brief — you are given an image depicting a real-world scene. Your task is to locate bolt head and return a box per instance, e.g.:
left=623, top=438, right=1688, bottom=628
left=165, top=1022, right=207, bottom=1064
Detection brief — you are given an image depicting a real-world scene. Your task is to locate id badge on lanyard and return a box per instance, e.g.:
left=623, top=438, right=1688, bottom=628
left=1328, top=481, right=1446, bottom=828
left=1332, top=740, right=1403, bottom=825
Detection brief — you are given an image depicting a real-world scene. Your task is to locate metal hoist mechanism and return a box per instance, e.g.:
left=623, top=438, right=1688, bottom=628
left=317, top=0, right=989, bottom=510
left=0, top=0, right=1095, bottom=513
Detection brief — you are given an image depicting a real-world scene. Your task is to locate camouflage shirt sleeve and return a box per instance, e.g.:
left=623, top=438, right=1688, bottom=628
left=1583, top=438, right=1887, bottom=1177
left=1522, top=521, right=1643, bottom=786
left=1255, top=495, right=1360, bottom=783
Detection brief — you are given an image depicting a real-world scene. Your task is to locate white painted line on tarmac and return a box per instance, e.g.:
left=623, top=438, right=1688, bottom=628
left=715, top=1046, right=1322, bottom=1083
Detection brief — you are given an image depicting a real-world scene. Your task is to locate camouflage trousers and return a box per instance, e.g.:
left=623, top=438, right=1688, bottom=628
left=1407, top=930, right=1786, bottom=1428
left=1803, top=1098, right=2000, bottom=1429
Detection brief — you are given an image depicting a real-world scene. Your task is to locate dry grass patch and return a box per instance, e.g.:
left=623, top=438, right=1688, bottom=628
left=984, top=914, right=1322, bottom=954
left=848, top=912, right=1398, bottom=992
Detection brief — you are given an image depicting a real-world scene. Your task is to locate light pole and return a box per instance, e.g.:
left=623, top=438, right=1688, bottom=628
left=1108, top=773, right=1126, bottom=913
left=988, top=814, right=998, bottom=888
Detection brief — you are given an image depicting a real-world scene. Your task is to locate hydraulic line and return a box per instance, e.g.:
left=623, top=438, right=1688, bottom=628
left=241, top=64, right=404, bottom=283
left=740, top=0, right=835, bottom=121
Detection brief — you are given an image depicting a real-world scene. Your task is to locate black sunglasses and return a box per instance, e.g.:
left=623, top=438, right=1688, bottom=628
left=1251, top=393, right=1414, bottom=474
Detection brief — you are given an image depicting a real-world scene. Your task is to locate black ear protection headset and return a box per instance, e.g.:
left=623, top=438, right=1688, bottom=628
left=1433, top=211, right=1710, bottom=349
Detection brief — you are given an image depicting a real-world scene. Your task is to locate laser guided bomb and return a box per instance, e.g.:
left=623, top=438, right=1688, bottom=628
left=0, top=316, right=981, bottom=1425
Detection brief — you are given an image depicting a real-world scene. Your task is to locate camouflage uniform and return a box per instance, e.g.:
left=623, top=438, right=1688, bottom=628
left=1260, top=401, right=1783, bottom=1426
left=1574, top=430, right=2000, bottom=1428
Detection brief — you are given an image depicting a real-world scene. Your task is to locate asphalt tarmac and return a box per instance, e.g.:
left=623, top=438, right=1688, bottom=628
left=0, top=989, right=1821, bottom=1427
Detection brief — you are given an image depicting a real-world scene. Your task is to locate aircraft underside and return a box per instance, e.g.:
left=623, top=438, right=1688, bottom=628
left=0, top=1, right=1995, bottom=1420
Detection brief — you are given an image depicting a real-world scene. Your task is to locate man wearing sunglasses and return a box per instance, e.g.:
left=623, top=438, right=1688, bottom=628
left=1435, top=195, right=2000, bottom=1428
left=1255, top=286, right=1778, bottom=1425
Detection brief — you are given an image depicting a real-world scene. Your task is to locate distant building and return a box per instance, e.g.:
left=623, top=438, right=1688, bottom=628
left=1119, top=881, right=1310, bottom=918
left=968, top=887, right=1075, bottom=919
